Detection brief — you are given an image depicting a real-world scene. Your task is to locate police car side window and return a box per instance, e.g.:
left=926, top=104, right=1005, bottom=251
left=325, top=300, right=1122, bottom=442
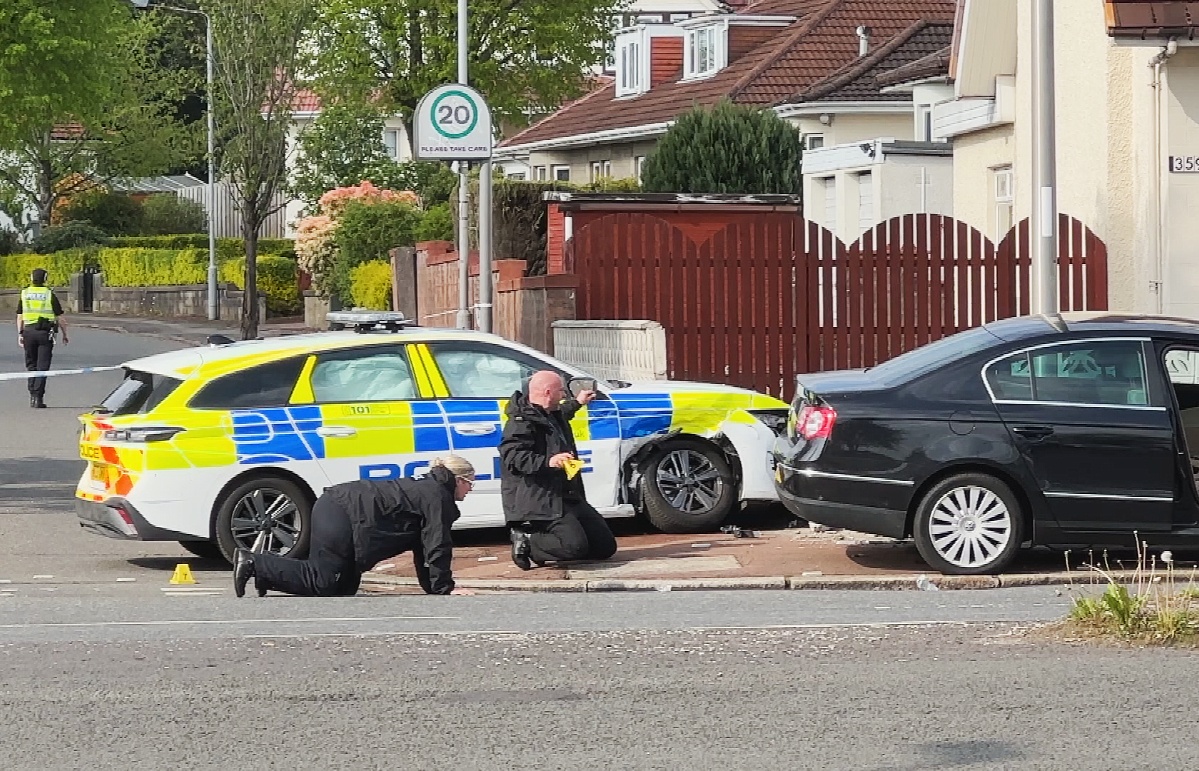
left=189, top=357, right=307, bottom=410
left=311, top=348, right=417, bottom=403
left=427, top=343, right=556, bottom=398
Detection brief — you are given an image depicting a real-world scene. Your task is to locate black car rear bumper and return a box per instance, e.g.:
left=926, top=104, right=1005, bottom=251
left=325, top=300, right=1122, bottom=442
left=776, top=486, right=908, bottom=539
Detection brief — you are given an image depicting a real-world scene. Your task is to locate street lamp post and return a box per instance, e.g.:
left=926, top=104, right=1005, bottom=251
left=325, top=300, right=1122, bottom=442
left=1030, top=0, right=1058, bottom=315
left=130, top=0, right=219, bottom=321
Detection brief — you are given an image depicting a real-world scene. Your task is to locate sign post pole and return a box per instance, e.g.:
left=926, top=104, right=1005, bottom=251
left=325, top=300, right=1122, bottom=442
left=1031, top=0, right=1058, bottom=315
left=455, top=0, right=471, bottom=329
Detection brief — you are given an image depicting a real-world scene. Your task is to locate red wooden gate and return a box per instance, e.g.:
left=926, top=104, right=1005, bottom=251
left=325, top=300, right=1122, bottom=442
left=564, top=210, right=1108, bottom=398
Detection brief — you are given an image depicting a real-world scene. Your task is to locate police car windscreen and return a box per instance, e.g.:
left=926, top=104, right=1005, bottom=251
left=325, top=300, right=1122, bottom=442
left=98, top=370, right=181, bottom=415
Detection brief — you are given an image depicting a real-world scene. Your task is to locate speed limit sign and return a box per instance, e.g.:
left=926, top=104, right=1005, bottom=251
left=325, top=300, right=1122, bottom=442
left=414, top=84, right=493, bottom=160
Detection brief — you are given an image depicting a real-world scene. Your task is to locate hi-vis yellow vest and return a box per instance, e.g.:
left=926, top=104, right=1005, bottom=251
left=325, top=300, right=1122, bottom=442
left=20, top=286, right=55, bottom=325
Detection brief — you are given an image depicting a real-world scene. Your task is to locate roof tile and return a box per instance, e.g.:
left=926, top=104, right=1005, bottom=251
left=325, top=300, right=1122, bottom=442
left=500, top=0, right=955, bottom=148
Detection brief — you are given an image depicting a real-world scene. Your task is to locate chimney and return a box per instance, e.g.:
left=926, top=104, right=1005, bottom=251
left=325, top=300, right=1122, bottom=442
left=650, top=35, right=685, bottom=88
left=856, top=25, right=871, bottom=57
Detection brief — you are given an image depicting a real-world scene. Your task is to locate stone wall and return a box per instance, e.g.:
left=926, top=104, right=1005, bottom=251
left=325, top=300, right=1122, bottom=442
left=93, top=282, right=264, bottom=321
left=0, top=285, right=76, bottom=316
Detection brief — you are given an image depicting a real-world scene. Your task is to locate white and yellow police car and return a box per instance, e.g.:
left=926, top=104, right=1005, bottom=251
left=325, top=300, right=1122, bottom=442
left=75, top=312, right=788, bottom=563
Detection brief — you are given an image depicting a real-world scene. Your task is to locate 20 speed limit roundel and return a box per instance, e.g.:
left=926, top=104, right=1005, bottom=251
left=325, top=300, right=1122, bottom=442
left=430, top=90, right=479, bottom=140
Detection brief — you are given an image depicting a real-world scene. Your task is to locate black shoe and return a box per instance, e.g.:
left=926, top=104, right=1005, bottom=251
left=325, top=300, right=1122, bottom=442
left=34, top=398, right=45, bottom=409
left=510, top=528, right=533, bottom=571
left=233, top=548, right=256, bottom=597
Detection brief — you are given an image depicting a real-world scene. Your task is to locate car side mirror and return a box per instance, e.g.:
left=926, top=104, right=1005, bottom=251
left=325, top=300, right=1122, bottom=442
left=567, top=376, right=599, bottom=398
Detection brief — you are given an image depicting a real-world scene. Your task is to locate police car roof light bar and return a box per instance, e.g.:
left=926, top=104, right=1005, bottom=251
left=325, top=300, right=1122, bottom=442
left=326, top=309, right=418, bottom=334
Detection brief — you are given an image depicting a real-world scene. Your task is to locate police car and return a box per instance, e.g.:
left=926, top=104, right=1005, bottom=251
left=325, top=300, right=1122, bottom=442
left=75, top=311, right=788, bottom=564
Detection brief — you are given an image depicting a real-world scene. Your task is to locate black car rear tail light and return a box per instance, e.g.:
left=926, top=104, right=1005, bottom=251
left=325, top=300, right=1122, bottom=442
left=796, top=405, right=837, bottom=440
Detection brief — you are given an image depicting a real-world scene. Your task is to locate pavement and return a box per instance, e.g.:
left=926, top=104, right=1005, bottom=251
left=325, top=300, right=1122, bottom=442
left=65, top=313, right=1167, bottom=595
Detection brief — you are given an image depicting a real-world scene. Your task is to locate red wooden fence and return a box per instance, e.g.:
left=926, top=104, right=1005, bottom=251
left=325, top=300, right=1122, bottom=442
left=563, top=211, right=1108, bottom=398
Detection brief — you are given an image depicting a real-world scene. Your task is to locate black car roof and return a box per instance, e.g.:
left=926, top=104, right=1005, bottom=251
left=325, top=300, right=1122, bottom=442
left=983, top=312, right=1199, bottom=342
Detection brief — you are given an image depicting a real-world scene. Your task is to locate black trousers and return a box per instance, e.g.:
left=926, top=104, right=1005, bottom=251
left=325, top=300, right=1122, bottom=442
left=21, top=329, right=53, bottom=397
left=524, top=500, right=618, bottom=564
left=252, top=496, right=361, bottom=596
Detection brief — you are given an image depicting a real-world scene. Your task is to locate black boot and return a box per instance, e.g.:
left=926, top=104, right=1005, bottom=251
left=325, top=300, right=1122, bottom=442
left=510, top=528, right=533, bottom=571
left=34, top=397, right=46, bottom=409
left=30, top=395, right=37, bottom=408
left=233, top=548, right=263, bottom=597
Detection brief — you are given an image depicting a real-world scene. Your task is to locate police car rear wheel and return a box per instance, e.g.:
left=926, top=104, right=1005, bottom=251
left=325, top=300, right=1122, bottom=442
left=641, top=439, right=736, bottom=533
left=214, top=477, right=312, bottom=565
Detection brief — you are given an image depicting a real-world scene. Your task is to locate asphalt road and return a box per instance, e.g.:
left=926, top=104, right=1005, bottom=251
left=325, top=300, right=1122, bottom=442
left=2, top=323, right=1197, bottom=768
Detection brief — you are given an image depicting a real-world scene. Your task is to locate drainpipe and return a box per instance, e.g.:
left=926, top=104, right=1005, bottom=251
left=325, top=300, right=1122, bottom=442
left=1150, top=38, right=1178, bottom=314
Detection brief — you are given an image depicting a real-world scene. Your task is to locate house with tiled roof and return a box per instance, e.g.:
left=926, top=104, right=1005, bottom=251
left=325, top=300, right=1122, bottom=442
left=933, top=0, right=1199, bottom=318
left=495, top=0, right=957, bottom=190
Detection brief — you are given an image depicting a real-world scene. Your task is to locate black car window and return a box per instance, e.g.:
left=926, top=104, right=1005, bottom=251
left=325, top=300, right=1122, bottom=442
left=189, top=356, right=307, bottom=410
left=310, top=347, right=418, bottom=403
left=426, top=341, right=560, bottom=398
left=868, top=325, right=1001, bottom=385
left=986, top=340, right=1148, bottom=406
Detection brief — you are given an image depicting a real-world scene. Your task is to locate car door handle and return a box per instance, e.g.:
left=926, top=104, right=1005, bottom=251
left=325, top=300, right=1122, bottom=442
left=316, top=426, right=357, bottom=438
left=1012, top=425, right=1054, bottom=440
left=453, top=422, right=498, bottom=436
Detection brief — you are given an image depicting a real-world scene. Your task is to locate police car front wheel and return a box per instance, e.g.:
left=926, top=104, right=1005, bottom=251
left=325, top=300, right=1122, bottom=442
left=214, top=476, right=313, bottom=565
left=640, top=439, right=736, bottom=533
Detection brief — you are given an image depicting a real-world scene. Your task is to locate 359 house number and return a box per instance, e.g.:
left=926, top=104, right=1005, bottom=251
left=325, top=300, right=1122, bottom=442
left=1169, top=156, right=1199, bottom=173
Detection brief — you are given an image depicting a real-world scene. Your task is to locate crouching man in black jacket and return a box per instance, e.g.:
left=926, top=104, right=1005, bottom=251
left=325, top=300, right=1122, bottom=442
left=233, top=455, right=477, bottom=597
left=500, top=370, right=618, bottom=570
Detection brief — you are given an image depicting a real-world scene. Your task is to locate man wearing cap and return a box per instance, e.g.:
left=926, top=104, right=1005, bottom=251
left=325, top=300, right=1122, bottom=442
left=233, top=455, right=478, bottom=598
left=16, top=268, right=69, bottom=408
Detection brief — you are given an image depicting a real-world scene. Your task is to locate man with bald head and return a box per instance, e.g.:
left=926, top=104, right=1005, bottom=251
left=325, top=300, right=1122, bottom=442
left=499, top=370, right=618, bottom=569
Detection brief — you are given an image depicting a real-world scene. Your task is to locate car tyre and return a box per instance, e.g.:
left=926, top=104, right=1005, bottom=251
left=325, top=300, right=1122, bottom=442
left=640, top=438, right=737, bottom=533
left=913, top=472, right=1024, bottom=575
left=214, top=476, right=313, bottom=566
left=178, top=540, right=224, bottom=561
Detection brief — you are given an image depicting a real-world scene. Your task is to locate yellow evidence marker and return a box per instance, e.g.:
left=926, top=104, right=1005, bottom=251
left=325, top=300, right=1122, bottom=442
left=169, top=563, right=197, bottom=585
left=562, top=458, right=585, bottom=480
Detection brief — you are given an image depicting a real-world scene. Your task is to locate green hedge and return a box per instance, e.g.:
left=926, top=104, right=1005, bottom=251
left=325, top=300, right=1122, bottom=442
left=220, top=255, right=301, bottom=316
left=98, top=248, right=209, bottom=286
left=349, top=260, right=392, bottom=310
left=108, top=235, right=295, bottom=261
left=0, top=250, right=90, bottom=288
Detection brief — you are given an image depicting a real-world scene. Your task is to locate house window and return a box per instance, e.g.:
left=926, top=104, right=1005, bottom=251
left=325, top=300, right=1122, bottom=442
left=534, top=166, right=548, bottom=181
left=685, top=25, right=721, bottom=78
left=857, top=172, right=874, bottom=232
left=383, top=129, right=401, bottom=159
left=617, top=39, right=643, bottom=97
left=822, top=177, right=836, bottom=229
left=552, top=165, right=571, bottom=181
left=635, top=156, right=646, bottom=182
left=507, top=172, right=527, bottom=180
left=916, top=105, right=933, bottom=142
left=805, top=134, right=825, bottom=151
left=993, top=165, right=1013, bottom=241
left=590, top=160, right=612, bottom=182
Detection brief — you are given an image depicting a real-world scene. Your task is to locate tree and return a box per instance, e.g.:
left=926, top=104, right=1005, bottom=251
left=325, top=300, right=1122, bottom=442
left=205, top=0, right=316, bottom=340
left=309, top=0, right=621, bottom=151
left=290, top=102, right=402, bottom=208
left=641, top=100, right=804, bottom=196
left=0, top=2, right=200, bottom=230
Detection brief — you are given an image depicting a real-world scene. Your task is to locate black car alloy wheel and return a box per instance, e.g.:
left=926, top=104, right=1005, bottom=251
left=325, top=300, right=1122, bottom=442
left=913, top=472, right=1025, bottom=575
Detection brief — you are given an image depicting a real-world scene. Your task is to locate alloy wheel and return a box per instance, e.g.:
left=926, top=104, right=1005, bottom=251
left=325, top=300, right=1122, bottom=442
left=229, top=487, right=302, bottom=555
left=655, top=448, right=725, bottom=514
left=927, top=485, right=1013, bottom=569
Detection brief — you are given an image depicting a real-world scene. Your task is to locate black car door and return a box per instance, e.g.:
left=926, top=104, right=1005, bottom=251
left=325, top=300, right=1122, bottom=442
left=984, top=338, right=1175, bottom=533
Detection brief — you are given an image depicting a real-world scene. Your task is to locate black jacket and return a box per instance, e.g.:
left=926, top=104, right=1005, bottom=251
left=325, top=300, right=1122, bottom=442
left=324, top=466, right=461, bottom=594
left=498, top=390, right=585, bottom=523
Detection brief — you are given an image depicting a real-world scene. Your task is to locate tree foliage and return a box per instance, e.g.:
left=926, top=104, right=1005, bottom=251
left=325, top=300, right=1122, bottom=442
left=204, top=0, right=316, bottom=339
left=0, top=2, right=200, bottom=230
left=640, top=100, right=804, bottom=196
left=309, top=0, right=621, bottom=150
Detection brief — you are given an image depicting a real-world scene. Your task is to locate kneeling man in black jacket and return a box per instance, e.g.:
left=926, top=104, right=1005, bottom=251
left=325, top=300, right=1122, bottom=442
left=500, top=370, right=618, bottom=570
left=233, top=455, right=476, bottom=597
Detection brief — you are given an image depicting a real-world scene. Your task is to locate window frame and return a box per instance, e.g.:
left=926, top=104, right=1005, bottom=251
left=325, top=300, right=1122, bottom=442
left=684, top=23, right=724, bottom=79
left=306, top=344, right=421, bottom=405
left=424, top=340, right=566, bottom=399
left=980, top=337, right=1163, bottom=410
left=187, top=355, right=310, bottom=412
left=552, top=165, right=571, bottom=181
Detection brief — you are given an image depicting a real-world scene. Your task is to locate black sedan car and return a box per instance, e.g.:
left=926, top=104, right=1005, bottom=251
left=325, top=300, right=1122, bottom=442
left=772, top=313, right=1199, bottom=575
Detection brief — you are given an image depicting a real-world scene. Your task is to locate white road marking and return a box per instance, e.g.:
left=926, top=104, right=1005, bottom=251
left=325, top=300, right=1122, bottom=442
left=116, top=578, right=136, bottom=583
left=32, top=575, right=53, bottom=580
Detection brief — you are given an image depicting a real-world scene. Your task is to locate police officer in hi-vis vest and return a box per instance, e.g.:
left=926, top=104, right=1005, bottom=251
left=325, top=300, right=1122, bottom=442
left=16, top=268, right=69, bottom=408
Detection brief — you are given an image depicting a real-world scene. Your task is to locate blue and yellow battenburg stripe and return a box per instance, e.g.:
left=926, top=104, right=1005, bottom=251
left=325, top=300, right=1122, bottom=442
left=224, top=391, right=776, bottom=465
